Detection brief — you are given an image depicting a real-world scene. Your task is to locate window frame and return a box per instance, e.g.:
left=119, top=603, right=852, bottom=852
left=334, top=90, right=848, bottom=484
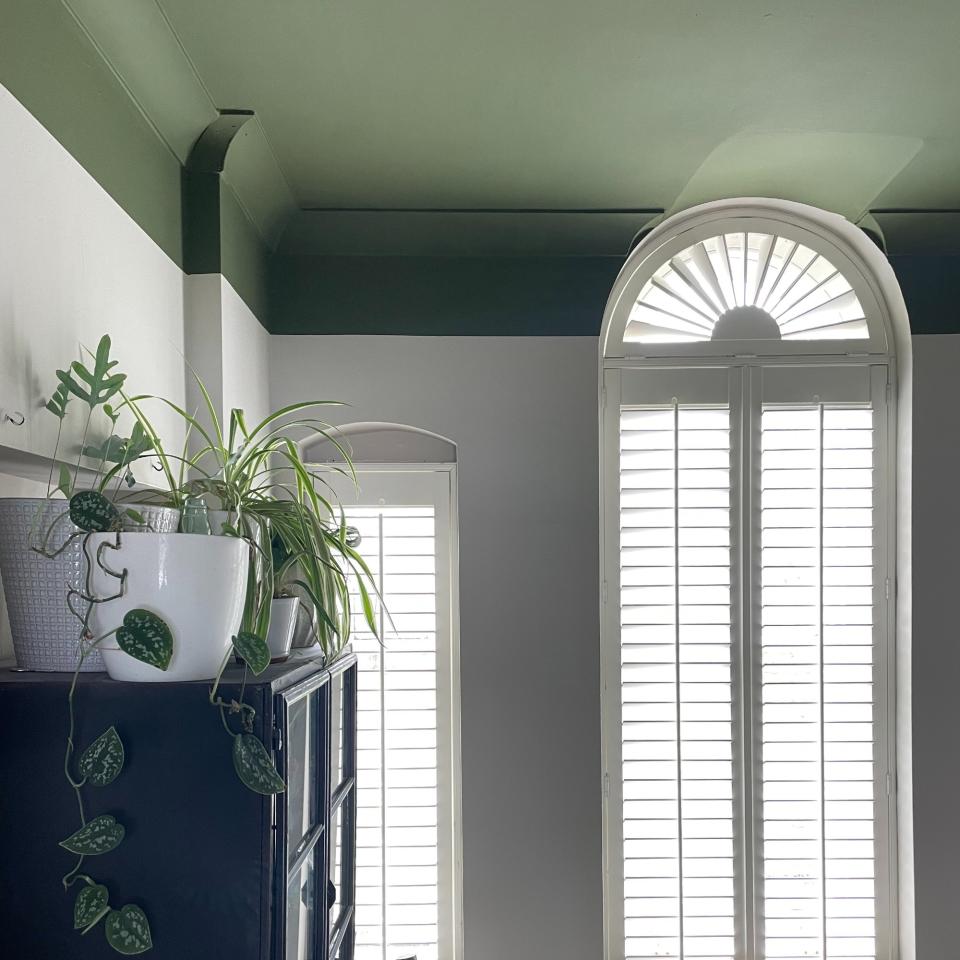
left=600, top=357, right=898, bottom=960
left=321, top=463, right=463, bottom=960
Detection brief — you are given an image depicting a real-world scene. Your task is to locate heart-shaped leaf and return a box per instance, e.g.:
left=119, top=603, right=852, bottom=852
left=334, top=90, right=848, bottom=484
left=233, top=733, right=285, bottom=795
left=233, top=631, right=270, bottom=675
left=79, top=726, right=124, bottom=786
left=74, top=883, right=110, bottom=930
left=59, top=814, right=125, bottom=855
left=70, top=491, right=120, bottom=533
left=105, top=905, right=153, bottom=955
left=117, top=610, right=173, bottom=671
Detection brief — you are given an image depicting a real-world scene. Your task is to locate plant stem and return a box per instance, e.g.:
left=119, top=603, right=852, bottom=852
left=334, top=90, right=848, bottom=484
left=74, top=406, right=94, bottom=491
left=47, top=418, right=64, bottom=498
left=62, top=643, right=88, bottom=888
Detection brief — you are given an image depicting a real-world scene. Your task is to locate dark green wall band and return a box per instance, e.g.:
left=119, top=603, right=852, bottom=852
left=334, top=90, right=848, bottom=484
left=268, top=253, right=960, bottom=337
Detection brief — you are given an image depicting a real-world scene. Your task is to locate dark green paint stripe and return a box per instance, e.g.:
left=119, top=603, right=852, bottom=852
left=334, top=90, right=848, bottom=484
left=269, top=254, right=960, bottom=337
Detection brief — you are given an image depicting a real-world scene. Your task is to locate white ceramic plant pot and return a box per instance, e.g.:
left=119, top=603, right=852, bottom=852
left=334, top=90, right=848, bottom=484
left=0, top=498, right=179, bottom=672
left=87, top=532, right=246, bottom=682
left=266, top=596, right=298, bottom=661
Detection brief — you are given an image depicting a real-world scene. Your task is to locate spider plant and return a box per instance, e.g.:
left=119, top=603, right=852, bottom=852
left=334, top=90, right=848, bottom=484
left=123, top=374, right=379, bottom=659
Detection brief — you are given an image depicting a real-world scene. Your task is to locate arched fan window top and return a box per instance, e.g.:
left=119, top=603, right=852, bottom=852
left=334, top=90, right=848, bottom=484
left=626, top=231, right=869, bottom=344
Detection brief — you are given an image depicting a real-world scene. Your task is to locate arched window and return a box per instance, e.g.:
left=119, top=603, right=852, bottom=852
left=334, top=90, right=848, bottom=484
left=304, top=423, right=462, bottom=960
left=600, top=200, right=905, bottom=960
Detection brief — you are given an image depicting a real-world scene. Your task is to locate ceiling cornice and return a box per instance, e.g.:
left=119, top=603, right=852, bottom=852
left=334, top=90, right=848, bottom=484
left=61, top=0, right=297, bottom=249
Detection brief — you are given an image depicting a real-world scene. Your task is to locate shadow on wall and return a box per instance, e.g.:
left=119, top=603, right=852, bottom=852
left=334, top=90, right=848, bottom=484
left=302, top=421, right=457, bottom=464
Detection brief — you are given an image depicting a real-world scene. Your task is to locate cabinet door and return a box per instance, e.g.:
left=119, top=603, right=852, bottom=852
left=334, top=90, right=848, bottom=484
left=279, top=679, right=329, bottom=960
left=328, top=663, right=357, bottom=960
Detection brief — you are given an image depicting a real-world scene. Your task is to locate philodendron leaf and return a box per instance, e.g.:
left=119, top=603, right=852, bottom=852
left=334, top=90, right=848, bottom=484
left=69, top=490, right=120, bottom=533
left=74, top=883, right=110, bottom=930
left=105, top=905, right=153, bottom=955
left=117, top=609, right=173, bottom=671
left=79, top=726, right=124, bottom=786
left=59, top=814, right=125, bottom=855
left=45, top=382, right=70, bottom=420
left=233, top=631, right=270, bottom=675
left=233, top=733, right=285, bottom=795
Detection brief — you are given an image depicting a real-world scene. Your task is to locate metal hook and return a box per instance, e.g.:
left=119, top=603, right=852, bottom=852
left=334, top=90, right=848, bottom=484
left=3, top=410, right=25, bottom=426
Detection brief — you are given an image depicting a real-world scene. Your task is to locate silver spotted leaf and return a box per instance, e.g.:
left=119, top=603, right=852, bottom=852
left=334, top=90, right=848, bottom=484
left=59, top=814, right=125, bottom=855
left=232, top=631, right=270, bottom=675
left=74, top=883, right=110, bottom=930
left=117, top=609, right=173, bottom=671
left=79, top=726, right=124, bottom=787
left=69, top=491, right=121, bottom=533
left=105, top=905, right=153, bottom=955
left=233, top=733, right=286, bottom=795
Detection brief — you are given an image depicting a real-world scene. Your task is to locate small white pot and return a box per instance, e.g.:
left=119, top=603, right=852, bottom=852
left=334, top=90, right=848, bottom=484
left=88, top=532, right=246, bottom=682
left=266, top=596, right=298, bottom=662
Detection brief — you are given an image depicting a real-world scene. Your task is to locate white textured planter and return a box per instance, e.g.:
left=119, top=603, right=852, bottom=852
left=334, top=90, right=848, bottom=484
left=88, top=532, right=246, bottom=682
left=266, top=597, right=298, bottom=661
left=0, top=498, right=179, bottom=672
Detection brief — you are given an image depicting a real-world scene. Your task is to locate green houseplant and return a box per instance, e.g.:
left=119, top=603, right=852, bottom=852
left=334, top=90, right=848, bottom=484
left=0, top=336, right=381, bottom=955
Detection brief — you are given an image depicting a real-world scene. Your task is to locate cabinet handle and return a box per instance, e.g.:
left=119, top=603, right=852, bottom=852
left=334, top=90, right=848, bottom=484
left=2, top=410, right=25, bottom=426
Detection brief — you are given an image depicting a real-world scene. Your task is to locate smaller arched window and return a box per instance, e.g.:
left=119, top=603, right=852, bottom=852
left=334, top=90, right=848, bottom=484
left=599, top=201, right=901, bottom=960
left=304, top=423, right=462, bottom=960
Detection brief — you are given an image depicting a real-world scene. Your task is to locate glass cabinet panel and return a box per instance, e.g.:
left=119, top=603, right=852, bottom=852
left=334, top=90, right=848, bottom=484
left=286, top=847, right=317, bottom=960
left=330, top=669, right=345, bottom=788
left=286, top=691, right=317, bottom=868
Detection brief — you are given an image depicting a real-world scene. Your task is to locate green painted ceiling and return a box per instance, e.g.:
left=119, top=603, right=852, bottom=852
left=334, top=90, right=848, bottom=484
left=61, top=0, right=960, bottom=257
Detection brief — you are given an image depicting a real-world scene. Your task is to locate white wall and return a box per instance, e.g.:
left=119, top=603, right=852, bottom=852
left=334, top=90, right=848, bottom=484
left=0, top=82, right=186, bottom=469
left=270, top=335, right=603, bottom=960
left=184, top=273, right=271, bottom=432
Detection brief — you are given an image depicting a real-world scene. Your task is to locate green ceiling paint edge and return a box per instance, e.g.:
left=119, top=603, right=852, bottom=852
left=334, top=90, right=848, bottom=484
left=2, top=0, right=185, bottom=265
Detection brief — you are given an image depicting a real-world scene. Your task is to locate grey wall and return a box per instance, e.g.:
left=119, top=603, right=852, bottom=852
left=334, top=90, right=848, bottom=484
left=909, top=335, right=960, bottom=960
left=270, top=336, right=602, bottom=960
left=272, top=332, right=960, bottom=960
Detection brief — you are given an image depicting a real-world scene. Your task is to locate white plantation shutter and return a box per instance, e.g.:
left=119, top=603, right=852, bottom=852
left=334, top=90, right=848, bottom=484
left=619, top=405, right=736, bottom=960
left=760, top=406, right=878, bottom=960
left=333, top=470, right=458, bottom=960
left=604, top=364, right=894, bottom=960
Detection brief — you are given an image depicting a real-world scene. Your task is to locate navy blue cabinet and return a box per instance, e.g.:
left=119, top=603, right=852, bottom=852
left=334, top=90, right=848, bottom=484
left=0, top=653, right=357, bottom=959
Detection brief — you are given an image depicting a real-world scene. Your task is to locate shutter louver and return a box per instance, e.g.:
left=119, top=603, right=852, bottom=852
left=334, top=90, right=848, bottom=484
left=342, top=506, right=442, bottom=960
left=760, top=406, right=877, bottom=960
left=619, top=405, right=736, bottom=960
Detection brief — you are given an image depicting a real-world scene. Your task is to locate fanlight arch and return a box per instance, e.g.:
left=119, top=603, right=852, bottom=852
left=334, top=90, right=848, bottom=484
left=602, top=199, right=901, bottom=359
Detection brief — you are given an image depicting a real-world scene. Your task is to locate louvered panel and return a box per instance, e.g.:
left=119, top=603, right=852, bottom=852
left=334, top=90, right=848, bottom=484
left=619, top=406, right=735, bottom=960
left=760, top=406, right=877, bottom=960
left=340, top=506, right=442, bottom=960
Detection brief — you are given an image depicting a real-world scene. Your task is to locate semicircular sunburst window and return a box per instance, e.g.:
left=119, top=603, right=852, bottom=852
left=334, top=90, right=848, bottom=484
left=625, top=231, right=869, bottom=343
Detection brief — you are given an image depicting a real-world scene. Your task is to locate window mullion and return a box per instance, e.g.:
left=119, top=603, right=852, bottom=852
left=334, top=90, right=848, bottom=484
left=734, top=364, right=764, bottom=960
